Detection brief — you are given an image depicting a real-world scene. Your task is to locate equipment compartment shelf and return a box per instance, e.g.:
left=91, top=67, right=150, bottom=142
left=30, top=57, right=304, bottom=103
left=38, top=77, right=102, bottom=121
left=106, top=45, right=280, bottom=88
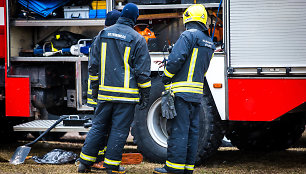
left=116, top=3, right=220, bottom=10
left=11, top=19, right=105, bottom=27
left=10, top=56, right=89, bottom=62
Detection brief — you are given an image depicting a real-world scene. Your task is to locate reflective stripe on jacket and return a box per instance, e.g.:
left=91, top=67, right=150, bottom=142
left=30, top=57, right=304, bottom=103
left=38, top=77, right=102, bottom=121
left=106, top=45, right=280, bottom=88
left=88, top=17, right=151, bottom=103
left=164, top=22, right=215, bottom=103
left=86, top=53, right=98, bottom=107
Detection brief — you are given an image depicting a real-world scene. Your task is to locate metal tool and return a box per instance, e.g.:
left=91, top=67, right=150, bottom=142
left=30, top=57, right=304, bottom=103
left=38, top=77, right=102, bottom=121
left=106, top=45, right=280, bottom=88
left=10, top=115, right=68, bottom=165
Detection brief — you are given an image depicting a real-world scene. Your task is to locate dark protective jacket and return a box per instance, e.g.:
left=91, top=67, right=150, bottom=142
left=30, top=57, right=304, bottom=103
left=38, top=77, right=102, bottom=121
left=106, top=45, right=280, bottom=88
left=88, top=17, right=151, bottom=104
left=163, top=22, right=215, bottom=103
left=87, top=54, right=98, bottom=107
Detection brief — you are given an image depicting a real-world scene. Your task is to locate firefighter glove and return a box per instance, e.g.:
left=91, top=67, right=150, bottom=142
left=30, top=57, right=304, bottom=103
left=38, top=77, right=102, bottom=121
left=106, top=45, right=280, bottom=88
left=162, top=75, right=172, bottom=85
left=139, top=87, right=150, bottom=110
left=161, top=89, right=177, bottom=119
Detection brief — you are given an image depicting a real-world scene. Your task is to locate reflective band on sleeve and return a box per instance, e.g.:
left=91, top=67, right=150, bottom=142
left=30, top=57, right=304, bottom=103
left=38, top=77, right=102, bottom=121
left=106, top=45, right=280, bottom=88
left=88, top=79, right=92, bottom=94
left=138, top=81, right=151, bottom=88
left=165, top=81, right=203, bottom=89
left=166, top=160, right=185, bottom=170
left=187, top=48, right=198, bottom=82
left=185, top=164, right=194, bottom=170
left=99, top=86, right=139, bottom=94
left=164, top=68, right=175, bottom=78
left=104, top=158, right=121, bottom=166
left=98, top=94, right=139, bottom=102
left=80, top=152, right=96, bottom=162
left=124, top=47, right=131, bottom=88
left=101, top=42, right=107, bottom=86
left=170, top=87, right=203, bottom=94
left=87, top=98, right=97, bottom=105
left=89, top=75, right=99, bottom=80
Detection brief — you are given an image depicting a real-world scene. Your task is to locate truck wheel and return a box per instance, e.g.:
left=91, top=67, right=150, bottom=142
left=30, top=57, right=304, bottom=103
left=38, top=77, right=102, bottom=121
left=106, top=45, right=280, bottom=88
left=132, top=77, right=223, bottom=164
left=226, top=112, right=306, bottom=151
left=196, top=79, right=224, bottom=164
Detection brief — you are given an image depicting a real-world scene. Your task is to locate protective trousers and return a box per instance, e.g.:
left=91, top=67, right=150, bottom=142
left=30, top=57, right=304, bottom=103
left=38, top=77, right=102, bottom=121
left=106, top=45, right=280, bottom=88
left=79, top=102, right=135, bottom=170
left=164, top=97, right=200, bottom=174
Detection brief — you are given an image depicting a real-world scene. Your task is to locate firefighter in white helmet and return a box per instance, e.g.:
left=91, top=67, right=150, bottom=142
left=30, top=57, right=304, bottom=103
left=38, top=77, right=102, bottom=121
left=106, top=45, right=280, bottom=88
left=154, top=4, right=215, bottom=174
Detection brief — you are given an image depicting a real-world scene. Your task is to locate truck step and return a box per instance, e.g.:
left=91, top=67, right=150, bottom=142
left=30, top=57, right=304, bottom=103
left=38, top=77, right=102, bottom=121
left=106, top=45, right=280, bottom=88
left=13, top=120, right=90, bottom=132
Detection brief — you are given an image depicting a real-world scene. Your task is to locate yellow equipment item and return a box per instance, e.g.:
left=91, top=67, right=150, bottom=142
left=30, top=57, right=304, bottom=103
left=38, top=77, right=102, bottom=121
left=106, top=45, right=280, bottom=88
left=183, top=4, right=208, bottom=25
left=91, top=0, right=106, bottom=10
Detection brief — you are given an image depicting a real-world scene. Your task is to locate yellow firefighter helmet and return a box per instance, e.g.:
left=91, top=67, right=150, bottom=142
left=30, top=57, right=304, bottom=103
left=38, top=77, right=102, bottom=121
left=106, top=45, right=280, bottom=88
left=183, top=4, right=208, bottom=25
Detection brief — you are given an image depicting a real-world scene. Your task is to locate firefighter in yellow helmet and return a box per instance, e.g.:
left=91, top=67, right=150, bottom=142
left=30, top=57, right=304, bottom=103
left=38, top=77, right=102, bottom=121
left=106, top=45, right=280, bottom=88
left=154, top=4, right=215, bottom=174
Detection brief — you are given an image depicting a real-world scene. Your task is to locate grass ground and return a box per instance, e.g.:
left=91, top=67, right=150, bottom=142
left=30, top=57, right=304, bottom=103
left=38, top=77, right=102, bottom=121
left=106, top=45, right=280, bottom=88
left=0, top=132, right=305, bottom=174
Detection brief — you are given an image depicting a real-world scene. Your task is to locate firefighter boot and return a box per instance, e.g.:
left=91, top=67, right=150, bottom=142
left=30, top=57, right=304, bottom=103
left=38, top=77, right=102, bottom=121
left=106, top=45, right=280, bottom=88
left=153, top=167, right=175, bottom=174
left=78, top=162, right=91, bottom=173
left=106, top=166, right=126, bottom=174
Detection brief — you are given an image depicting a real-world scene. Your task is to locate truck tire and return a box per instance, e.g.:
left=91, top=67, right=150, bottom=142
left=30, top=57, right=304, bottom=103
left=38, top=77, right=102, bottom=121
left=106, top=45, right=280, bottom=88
left=132, top=77, right=223, bottom=164
left=226, top=112, right=306, bottom=151
left=196, top=82, right=224, bottom=164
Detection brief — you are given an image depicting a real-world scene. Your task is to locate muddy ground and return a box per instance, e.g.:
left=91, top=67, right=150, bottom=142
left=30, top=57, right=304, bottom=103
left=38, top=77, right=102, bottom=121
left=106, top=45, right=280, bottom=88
left=0, top=132, right=305, bottom=174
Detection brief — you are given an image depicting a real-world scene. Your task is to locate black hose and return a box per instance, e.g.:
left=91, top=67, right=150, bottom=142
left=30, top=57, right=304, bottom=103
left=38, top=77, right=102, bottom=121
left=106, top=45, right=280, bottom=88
left=25, top=115, right=69, bottom=146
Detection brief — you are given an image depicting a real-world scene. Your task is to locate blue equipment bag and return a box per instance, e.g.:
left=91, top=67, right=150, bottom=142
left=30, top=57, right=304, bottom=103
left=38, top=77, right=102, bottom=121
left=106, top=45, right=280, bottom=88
left=18, top=0, right=70, bottom=17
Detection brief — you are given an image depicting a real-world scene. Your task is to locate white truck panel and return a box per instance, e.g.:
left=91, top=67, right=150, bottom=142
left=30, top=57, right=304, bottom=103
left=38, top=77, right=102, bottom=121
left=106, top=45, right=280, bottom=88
left=150, top=52, right=166, bottom=72
left=206, top=54, right=226, bottom=120
left=229, top=0, right=306, bottom=67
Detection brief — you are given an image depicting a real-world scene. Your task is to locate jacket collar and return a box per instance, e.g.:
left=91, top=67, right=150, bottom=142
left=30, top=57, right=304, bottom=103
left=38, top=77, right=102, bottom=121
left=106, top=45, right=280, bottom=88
left=185, top=21, right=208, bottom=33
left=116, top=17, right=135, bottom=28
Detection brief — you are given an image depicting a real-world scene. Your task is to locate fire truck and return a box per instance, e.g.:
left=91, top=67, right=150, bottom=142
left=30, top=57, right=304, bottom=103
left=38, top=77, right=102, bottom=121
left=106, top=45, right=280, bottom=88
left=1, top=0, right=306, bottom=164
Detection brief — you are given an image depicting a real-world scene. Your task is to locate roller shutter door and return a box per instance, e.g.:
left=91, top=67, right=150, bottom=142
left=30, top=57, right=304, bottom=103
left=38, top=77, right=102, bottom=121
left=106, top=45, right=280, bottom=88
left=229, top=0, right=306, bottom=67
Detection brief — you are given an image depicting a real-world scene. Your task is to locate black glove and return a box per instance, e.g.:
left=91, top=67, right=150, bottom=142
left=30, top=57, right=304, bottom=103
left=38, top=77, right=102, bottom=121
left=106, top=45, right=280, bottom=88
left=139, top=87, right=150, bottom=110
left=162, top=75, right=172, bottom=85
left=161, top=89, right=177, bottom=119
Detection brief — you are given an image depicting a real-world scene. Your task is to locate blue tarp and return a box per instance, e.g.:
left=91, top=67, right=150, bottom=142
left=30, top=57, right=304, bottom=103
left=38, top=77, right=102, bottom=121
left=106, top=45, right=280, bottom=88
left=18, top=0, right=70, bottom=17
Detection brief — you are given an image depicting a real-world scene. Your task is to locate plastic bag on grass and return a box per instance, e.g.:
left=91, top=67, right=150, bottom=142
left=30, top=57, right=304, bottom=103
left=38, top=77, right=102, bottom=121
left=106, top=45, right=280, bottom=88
left=32, top=149, right=77, bottom=164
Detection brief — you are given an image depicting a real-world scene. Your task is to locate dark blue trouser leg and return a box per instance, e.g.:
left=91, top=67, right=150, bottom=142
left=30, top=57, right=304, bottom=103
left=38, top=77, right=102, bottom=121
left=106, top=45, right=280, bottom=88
left=185, top=103, right=200, bottom=173
left=79, top=102, right=113, bottom=166
left=103, top=103, right=135, bottom=170
left=164, top=97, right=199, bottom=174
left=96, top=123, right=111, bottom=162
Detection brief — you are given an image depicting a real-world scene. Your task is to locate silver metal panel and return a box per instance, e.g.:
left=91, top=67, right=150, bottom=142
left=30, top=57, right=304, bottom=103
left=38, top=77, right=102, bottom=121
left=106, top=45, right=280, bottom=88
left=67, top=90, right=76, bottom=108
left=116, top=3, right=219, bottom=10
left=229, top=0, right=306, bottom=67
left=6, top=0, right=10, bottom=69
left=76, top=60, right=83, bottom=110
left=13, top=120, right=90, bottom=132
left=12, top=19, right=105, bottom=27
left=231, top=67, right=306, bottom=75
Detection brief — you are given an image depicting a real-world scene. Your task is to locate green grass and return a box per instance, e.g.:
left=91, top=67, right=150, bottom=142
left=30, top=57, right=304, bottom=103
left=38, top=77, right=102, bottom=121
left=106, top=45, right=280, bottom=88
left=0, top=134, right=305, bottom=174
